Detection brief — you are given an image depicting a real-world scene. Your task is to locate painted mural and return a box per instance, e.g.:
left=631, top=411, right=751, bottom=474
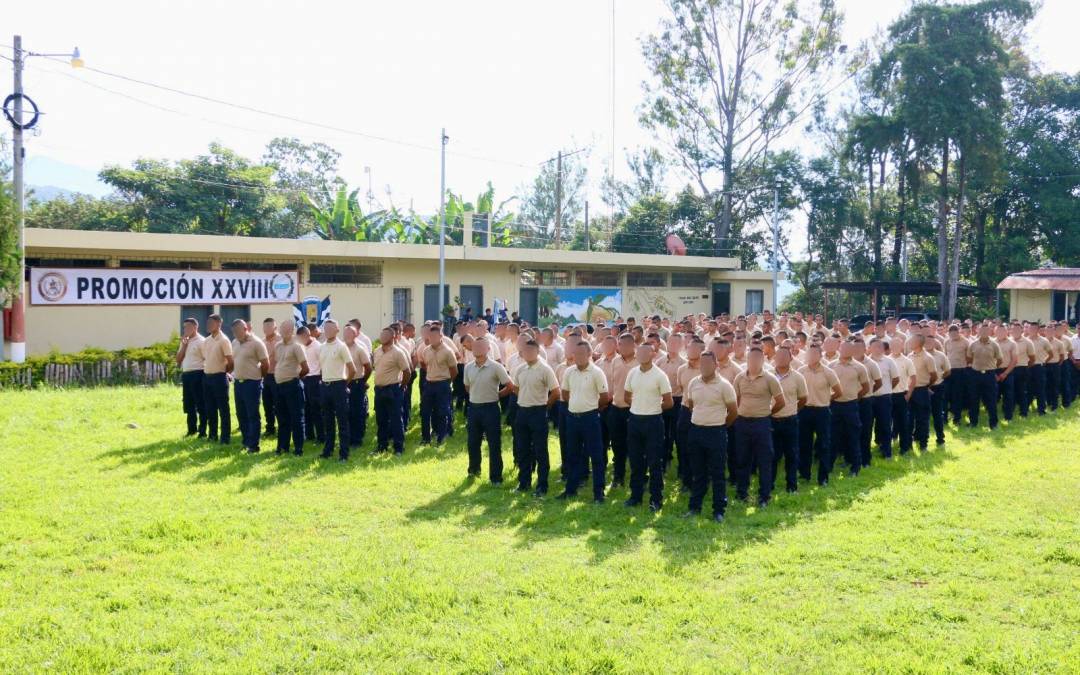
left=537, top=288, right=622, bottom=326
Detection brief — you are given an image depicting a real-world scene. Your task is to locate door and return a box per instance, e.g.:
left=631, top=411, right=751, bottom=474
left=424, top=284, right=450, bottom=322
left=459, top=285, right=483, bottom=320
left=219, top=305, right=251, bottom=335
left=519, top=288, right=538, bottom=326
left=180, top=305, right=213, bottom=335
left=711, top=283, right=731, bottom=317
left=392, top=288, right=412, bottom=323
left=1052, top=290, right=1067, bottom=322
left=745, top=290, right=764, bottom=315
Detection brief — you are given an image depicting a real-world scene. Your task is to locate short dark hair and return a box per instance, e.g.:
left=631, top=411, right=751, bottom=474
left=263, top=317, right=275, bottom=324
left=208, top=313, right=222, bottom=323
left=183, top=317, right=199, bottom=327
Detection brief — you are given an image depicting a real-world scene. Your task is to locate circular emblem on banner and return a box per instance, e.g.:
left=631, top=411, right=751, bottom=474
left=37, top=272, right=68, bottom=302
left=269, top=273, right=295, bottom=301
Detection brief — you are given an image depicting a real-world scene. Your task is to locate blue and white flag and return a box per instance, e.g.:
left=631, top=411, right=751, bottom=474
left=294, top=295, right=332, bottom=328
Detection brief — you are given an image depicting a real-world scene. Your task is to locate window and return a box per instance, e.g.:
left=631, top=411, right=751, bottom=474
left=221, top=261, right=299, bottom=271
left=575, top=270, right=620, bottom=286
left=392, top=288, right=412, bottom=323
left=745, top=289, right=764, bottom=314
left=520, top=269, right=571, bottom=287
left=670, top=272, right=709, bottom=288
left=308, top=263, right=382, bottom=285
left=627, top=271, right=667, bottom=287
left=219, top=304, right=251, bottom=329
left=25, top=257, right=106, bottom=268
left=119, top=259, right=211, bottom=270
left=180, top=305, right=213, bottom=334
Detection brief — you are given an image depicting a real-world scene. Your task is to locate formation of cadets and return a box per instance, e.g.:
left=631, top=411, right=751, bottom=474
left=176, top=310, right=1080, bottom=522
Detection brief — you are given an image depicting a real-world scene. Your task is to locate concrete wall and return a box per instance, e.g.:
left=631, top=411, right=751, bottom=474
left=1009, top=289, right=1051, bottom=323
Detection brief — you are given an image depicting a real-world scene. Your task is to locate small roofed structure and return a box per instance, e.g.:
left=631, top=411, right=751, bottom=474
left=997, top=268, right=1080, bottom=323
left=819, top=280, right=993, bottom=323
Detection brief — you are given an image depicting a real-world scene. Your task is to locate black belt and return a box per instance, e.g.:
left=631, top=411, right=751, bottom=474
left=566, top=410, right=598, bottom=417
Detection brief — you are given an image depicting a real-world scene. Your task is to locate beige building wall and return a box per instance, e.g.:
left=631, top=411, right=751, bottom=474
left=1009, top=289, right=1051, bottom=323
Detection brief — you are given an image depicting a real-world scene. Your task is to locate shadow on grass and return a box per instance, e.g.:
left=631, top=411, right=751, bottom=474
left=406, top=407, right=1077, bottom=568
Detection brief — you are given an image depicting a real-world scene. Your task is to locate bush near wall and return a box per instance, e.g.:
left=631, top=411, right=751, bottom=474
left=0, top=336, right=181, bottom=389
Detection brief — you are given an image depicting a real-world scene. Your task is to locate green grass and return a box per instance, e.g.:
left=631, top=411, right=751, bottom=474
left=1, top=386, right=1078, bottom=673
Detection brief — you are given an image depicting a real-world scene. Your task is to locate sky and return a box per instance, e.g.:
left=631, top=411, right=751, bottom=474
left=6, top=0, right=1080, bottom=229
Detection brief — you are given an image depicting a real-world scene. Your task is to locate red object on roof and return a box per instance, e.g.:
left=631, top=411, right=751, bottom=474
left=665, top=233, right=687, bottom=256
left=997, top=268, right=1080, bottom=291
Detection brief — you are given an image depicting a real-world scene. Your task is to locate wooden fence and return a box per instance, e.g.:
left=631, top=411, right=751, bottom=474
left=0, top=360, right=175, bottom=389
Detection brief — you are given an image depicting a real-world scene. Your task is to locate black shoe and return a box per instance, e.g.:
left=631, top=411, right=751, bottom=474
left=757, top=497, right=770, bottom=508
left=649, top=502, right=662, bottom=513
left=936, top=439, right=946, bottom=446
left=736, top=494, right=749, bottom=503
left=533, top=488, right=547, bottom=498
left=185, top=430, right=197, bottom=437
left=786, top=487, right=797, bottom=494
left=293, top=450, right=303, bottom=456
left=818, top=478, right=829, bottom=487
left=713, top=512, right=725, bottom=523
left=491, top=479, right=503, bottom=486
left=623, top=498, right=642, bottom=508
left=682, top=509, right=701, bottom=518
left=556, top=490, right=575, bottom=500
left=514, top=485, right=531, bottom=493
left=319, top=452, right=333, bottom=459
left=197, top=432, right=207, bottom=438
left=393, top=450, right=403, bottom=456
left=608, top=480, right=624, bottom=490
left=919, top=443, right=928, bottom=451
left=274, top=448, right=284, bottom=455
left=220, top=439, right=230, bottom=445
left=338, top=456, right=348, bottom=463
left=593, top=497, right=605, bottom=505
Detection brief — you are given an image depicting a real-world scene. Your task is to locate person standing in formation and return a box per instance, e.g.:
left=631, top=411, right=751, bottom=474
left=559, top=340, right=610, bottom=503
left=372, top=327, right=412, bottom=456
left=732, top=347, right=785, bottom=507
left=201, top=313, right=234, bottom=444
left=509, top=339, right=561, bottom=496
left=623, top=342, right=674, bottom=512
left=300, top=324, right=324, bottom=444
left=261, top=318, right=280, bottom=437
left=231, top=319, right=270, bottom=454
left=176, top=317, right=206, bottom=437
left=464, top=337, right=512, bottom=484
left=343, top=324, right=372, bottom=448
left=273, top=320, right=308, bottom=456
left=683, top=351, right=738, bottom=521
left=317, top=319, right=356, bottom=462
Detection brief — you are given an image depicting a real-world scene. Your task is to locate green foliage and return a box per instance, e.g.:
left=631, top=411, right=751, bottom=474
left=262, top=137, right=345, bottom=238
left=0, top=386, right=1077, bottom=670
left=517, top=150, right=587, bottom=247
left=24, top=193, right=131, bottom=231
left=0, top=136, right=19, bottom=301
left=0, top=336, right=180, bottom=389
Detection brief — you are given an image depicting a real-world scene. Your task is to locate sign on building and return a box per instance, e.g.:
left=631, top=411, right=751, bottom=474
left=29, top=268, right=299, bottom=306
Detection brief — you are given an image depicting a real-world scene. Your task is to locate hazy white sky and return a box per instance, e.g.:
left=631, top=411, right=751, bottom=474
left=7, top=0, right=1080, bottom=220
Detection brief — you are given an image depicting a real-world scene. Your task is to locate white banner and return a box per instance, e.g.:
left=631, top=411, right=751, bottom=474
left=29, top=267, right=299, bottom=306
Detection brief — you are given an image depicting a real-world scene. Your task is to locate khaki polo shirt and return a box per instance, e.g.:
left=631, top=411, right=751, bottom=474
left=179, top=334, right=205, bottom=372
left=625, top=365, right=673, bottom=416
left=685, top=374, right=737, bottom=426
left=274, top=340, right=307, bottom=383
left=464, top=359, right=510, bottom=404
left=419, top=343, right=457, bottom=382
left=676, top=362, right=701, bottom=408
left=996, top=338, right=1017, bottom=369
left=608, top=355, right=637, bottom=409
left=302, top=340, right=321, bottom=377
left=891, top=353, right=915, bottom=392
left=318, top=339, right=352, bottom=382
left=968, top=339, right=1003, bottom=372
left=263, top=333, right=281, bottom=371
left=858, top=357, right=882, bottom=388
left=1031, top=336, right=1051, bottom=365
left=733, top=370, right=783, bottom=418
left=232, top=336, right=268, bottom=382
left=561, top=363, right=609, bottom=414
left=799, top=364, right=840, bottom=407
left=931, top=350, right=950, bottom=381
left=201, top=331, right=233, bottom=375
left=910, top=351, right=936, bottom=387
left=716, top=358, right=743, bottom=385
left=655, top=352, right=686, bottom=396
left=347, top=341, right=371, bottom=376
left=1013, top=337, right=1034, bottom=366
left=372, top=344, right=411, bottom=386
left=945, top=337, right=971, bottom=369
left=870, top=356, right=898, bottom=396
left=772, top=369, right=807, bottom=418
left=831, top=359, right=869, bottom=402
left=512, top=359, right=559, bottom=407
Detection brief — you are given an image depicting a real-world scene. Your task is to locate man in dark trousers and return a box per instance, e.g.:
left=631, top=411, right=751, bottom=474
left=829, top=340, right=870, bottom=477
left=558, top=340, right=611, bottom=503
left=317, top=319, right=356, bottom=461
left=372, top=327, right=412, bottom=455
left=463, top=338, right=512, bottom=484
left=299, top=324, right=324, bottom=444
left=273, top=319, right=308, bottom=455
left=732, top=347, right=785, bottom=508
left=510, top=339, right=561, bottom=496
left=200, top=313, right=234, bottom=444
left=175, top=317, right=207, bottom=437
left=623, top=343, right=674, bottom=512
left=798, top=344, right=842, bottom=485
left=683, top=351, right=738, bottom=522
left=260, top=318, right=280, bottom=437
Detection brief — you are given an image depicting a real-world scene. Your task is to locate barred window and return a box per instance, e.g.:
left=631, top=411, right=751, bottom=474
left=119, top=259, right=211, bottom=270
left=670, top=272, right=709, bottom=287
left=627, top=271, right=667, bottom=287
left=308, top=263, right=382, bottom=285
left=521, top=269, right=571, bottom=287
left=220, top=261, right=299, bottom=271
left=575, top=270, right=621, bottom=286
left=26, top=257, right=107, bottom=268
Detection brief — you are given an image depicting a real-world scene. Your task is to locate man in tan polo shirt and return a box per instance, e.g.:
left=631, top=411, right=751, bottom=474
left=1030, top=323, right=1052, bottom=415
left=798, top=343, right=842, bottom=485
left=830, top=340, right=870, bottom=476
left=623, top=342, right=674, bottom=511
left=317, top=319, right=356, bottom=461
left=510, top=338, right=561, bottom=495
left=908, top=334, right=938, bottom=451
left=200, top=313, right=234, bottom=444
left=944, top=324, right=971, bottom=425
left=732, top=347, right=785, bottom=507
left=418, top=325, right=458, bottom=446
left=372, top=326, right=412, bottom=455
left=967, top=323, right=1003, bottom=429
left=683, top=351, right=738, bottom=522
left=231, top=319, right=270, bottom=454
left=343, top=325, right=373, bottom=449
left=656, top=333, right=686, bottom=480
left=605, top=333, right=638, bottom=489
left=995, top=325, right=1019, bottom=422
left=273, top=320, right=309, bottom=456
left=261, top=318, right=281, bottom=437
left=770, top=345, right=807, bottom=494
left=175, top=316, right=207, bottom=437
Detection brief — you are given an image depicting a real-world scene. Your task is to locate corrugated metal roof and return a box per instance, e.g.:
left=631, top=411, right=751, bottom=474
left=997, top=268, right=1080, bottom=291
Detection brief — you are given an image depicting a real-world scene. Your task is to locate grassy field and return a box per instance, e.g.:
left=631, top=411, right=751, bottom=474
left=1, top=385, right=1078, bottom=673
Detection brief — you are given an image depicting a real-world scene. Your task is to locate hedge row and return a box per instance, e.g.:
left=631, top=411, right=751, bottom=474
left=0, top=336, right=181, bottom=389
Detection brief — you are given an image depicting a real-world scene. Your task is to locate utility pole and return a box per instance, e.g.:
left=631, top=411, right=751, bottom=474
left=8, top=35, right=26, bottom=363
left=438, top=128, right=448, bottom=321
left=584, top=200, right=590, bottom=252
left=554, top=150, right=563, bottom=248
left=771, top=182, right=780, bottom=313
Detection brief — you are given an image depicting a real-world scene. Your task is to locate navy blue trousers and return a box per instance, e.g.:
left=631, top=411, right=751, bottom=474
left=202, top=372, right=231, bottom=443
left=858, top=398, right=874, bottom=467
left=374, top=384, right=404, bottom=453
left=421, top=379, right=452, bottom=443
left=347, top=380, right=368, bottom=446
left=930, top=384, right=946, bottom=443
left=261, top=373, right=276, bottom=432
left=676, top=405, right=693, bottom=486
left=320, top=380, right=350, bottom=459
left=467, top=402, right=503, bottom=482
left=969, top=370, right=999, bottom=428
left=830, top=400, right=861, bottom=474
left=1046, top=361, right=1061, bottom=411
left=734, top=417, right=774, bottom=502
left=181, top=369, right=206, bottom=435
left=234, top=378, right=263, bottom=450
left=514, top=405, right=550, bottom=491
left=688, top=424, right=728, bottom=515
left=998, top=368, right=1015, bottom=421
left=947, top=368, right=970, bottom=424
left=274, top=377, right=305, bottom=454
left=798, top=405, right=832, bottom=483
left=303, top=375, right=323, bottom=442
left=606, top=406, right=630, bottom=484
left=1029, top=364, right=1047, bottom=415
left=770, top=415, right=799, bottom=492
left=911, top=386, right=931, bottom=448
left=872, top=394, right=893, bottom=457
left=564, top=410, right=606, bottom=500
left=628, top=413, right=665, bottom=505
left=1012, top=366, right=1029, bottom=418
left=662, top=397, right=681, bottom=467
left=891, top=392, right=911, bottom=454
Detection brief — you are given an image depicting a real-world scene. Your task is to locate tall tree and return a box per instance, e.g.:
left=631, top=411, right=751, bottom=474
left=640, top=0, right=847, bottom=255
left=601, top=147, right=669, bottom=215
left=517, top=150, right=587, bottom=248
left=873, top=0, right=1033, bottom=318
left=262, top=137, right=344, bottom=237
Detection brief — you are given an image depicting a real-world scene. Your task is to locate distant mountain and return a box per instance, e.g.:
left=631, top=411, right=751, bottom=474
left=27, top=185, right=78, bottom=203
left=24, top=156, right=110, bottom=198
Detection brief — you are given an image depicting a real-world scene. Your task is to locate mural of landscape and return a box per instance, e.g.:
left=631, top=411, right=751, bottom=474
left=537, top=288, right=622, bottom=326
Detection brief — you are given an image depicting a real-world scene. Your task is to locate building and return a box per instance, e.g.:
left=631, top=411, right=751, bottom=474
left=16, top=225, right=775, bottom=356
left=998, top=268, right=1080, bottom=323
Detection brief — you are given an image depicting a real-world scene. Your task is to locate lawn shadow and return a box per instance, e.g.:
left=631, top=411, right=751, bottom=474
left=949, top=405, right=1076, bottom=449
